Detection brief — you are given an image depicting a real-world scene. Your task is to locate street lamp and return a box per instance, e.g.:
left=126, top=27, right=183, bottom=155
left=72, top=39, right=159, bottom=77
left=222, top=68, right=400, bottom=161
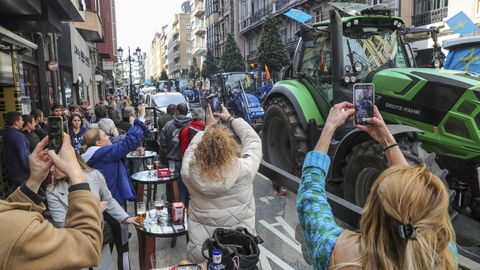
left=117, top=46, right=141, bottom=106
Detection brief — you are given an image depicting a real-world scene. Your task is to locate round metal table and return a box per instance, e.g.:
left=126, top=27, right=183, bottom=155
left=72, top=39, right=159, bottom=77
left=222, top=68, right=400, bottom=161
left=131, top=170, right=178, bottom=203
left=126, top=150, right=157, bottom=160
left=135, top=209, right=188, bottom=270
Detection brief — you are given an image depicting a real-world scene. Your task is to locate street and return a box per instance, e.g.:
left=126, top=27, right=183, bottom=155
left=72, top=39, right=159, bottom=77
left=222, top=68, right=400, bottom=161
left=121, top=173, right=310, bottom=270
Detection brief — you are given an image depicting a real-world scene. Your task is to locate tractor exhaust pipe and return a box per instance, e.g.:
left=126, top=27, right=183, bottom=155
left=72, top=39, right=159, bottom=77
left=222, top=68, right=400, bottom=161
left=330, top=9, right=345, bottom=104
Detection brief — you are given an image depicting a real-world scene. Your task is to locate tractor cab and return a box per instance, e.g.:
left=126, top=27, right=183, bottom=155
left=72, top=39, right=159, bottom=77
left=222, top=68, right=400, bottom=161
left=210, top=72, right=265, bottom=128
left=292, top=3, right=410, bottom=107
left=157, top=80, right=170, bottom=92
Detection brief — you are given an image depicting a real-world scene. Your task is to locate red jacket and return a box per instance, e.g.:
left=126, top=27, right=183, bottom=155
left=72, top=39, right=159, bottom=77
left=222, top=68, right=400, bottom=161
left=180, top=120, right=206, bottom=157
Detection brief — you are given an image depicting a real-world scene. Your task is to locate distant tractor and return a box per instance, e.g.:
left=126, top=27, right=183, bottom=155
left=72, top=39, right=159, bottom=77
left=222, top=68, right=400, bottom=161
left=210, top=72, right=265, bottom=129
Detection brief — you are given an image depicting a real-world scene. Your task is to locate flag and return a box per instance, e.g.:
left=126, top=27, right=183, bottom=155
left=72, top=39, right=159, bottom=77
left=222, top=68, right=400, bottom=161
left=284, top=8, right=312, bottom=24
left=321, top=51, right=327, bottom=72
left=265, top=64, right=271, bottom=81
left=445, top=47, right=480, bottom=73
left=446, top=11, right=477, bottom=36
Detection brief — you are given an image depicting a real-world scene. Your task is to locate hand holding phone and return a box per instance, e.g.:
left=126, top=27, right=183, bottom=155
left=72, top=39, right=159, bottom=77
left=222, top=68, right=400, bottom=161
left=207, top=94, right=222, bottom=113
left=353, top=83, right=375, bottom=126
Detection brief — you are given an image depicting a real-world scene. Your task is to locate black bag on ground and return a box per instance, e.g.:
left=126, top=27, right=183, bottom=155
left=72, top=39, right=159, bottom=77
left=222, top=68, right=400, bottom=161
left=202, top=227, right=263, bottom=270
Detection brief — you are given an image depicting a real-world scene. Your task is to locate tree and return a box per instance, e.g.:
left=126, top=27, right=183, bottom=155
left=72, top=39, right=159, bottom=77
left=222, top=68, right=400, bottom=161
left=189, top=57, right=200, bottom=79
left=257, top=16, right=290, bottom=73
left=220, top=34, right=245, bottom=72
left=160, top=70, right=169, bottom=80
left=201, top=50, right=218, bottom=78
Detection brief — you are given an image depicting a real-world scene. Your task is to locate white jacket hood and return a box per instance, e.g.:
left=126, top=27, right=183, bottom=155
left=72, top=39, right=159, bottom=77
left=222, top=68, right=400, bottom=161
left=81, top=146, right=101, bottom=163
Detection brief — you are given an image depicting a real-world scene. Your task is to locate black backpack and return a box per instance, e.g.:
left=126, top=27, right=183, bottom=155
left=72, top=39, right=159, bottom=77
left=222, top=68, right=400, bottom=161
left=202, top=227, right=263, bottom=270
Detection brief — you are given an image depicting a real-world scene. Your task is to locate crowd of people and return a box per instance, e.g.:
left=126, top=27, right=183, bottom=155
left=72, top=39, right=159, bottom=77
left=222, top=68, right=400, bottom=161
left=0, top=94, right=460, bottom=270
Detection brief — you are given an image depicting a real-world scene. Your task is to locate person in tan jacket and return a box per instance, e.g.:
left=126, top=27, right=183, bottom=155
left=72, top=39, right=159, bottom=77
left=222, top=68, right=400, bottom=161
left=297, top=103, right=457, bottom=270
left=0, top=134, right=102, bottom=270
left=181, top=105, right=262, bottom=263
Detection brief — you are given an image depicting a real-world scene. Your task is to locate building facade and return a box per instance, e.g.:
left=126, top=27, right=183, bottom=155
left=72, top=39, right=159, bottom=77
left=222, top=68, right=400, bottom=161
left=167, top=13, right=193, bottom=78
left=205, top=0, right=240, bottom=61
left=191, top=0, right=207, bottom=67
left=0, top=0, right=85, bottom=121
left=146, top=25, right=169, bottom=80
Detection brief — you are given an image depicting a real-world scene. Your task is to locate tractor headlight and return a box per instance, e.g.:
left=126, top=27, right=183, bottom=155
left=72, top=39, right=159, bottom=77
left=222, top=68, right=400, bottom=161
left=354, top=62, right=363, bottom=72
left=346, top=21, right=352, bottom=27
left=353, top=19, right=359, bottom=25
left=344, top=76, right=351, bottom=83
left=397, top=23, right=402, bottom=28
left=350, top=76, right=357, bottom=83
left=345, top=65, right=352, bottom=72
left=393, top=20, right=399, bottom=26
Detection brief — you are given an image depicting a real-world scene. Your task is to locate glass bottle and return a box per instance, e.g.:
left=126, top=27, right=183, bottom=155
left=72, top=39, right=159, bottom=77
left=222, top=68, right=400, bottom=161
left=208, top=250, right=226, bottom=270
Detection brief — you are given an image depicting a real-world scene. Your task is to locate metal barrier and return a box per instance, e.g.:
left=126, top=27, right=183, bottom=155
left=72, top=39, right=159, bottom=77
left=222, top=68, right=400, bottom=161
left=258, top=160, right=480, bottom=269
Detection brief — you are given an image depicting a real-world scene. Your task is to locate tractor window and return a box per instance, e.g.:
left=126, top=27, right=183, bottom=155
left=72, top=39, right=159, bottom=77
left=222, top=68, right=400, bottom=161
left=300, top=34, right=332, bottom=81
left=299, top=33, right=333, bottom=102
left=343, top=28, right=408, bottom=80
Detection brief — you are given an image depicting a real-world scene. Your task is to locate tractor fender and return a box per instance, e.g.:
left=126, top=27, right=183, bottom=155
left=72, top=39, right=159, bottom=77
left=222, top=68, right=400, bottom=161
left=265, top=82, right=324, bottom=130
left=330, top=124, right=422, bottom=180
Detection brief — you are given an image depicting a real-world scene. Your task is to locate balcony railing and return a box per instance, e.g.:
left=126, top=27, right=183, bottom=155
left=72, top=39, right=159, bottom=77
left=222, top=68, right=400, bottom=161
left=240, top=0, right=308, bottom=33
left=193, top=3, right=205, bottom=17
left=193, top=22, right=206, bottom=36
left=193, top=45, right=207, bottom=55
left=412, top=7, right=448, bottom=26
left=173, top=51, right=180, bottom=60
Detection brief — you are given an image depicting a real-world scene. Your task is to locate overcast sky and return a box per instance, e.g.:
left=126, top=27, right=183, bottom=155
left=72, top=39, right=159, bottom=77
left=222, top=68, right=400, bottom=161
left=116, top=0, right=186, bottom=54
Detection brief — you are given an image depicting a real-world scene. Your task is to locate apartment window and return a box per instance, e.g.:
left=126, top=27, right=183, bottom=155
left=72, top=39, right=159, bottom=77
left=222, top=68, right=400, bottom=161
left=313, top=8, right=322, bottom=22
left=372, top=0, right=382, bottom=4
left=414, top=0, right=448, bottom=15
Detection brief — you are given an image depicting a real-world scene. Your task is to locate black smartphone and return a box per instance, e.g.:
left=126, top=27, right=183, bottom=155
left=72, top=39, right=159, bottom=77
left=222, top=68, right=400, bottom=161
left=47, top=116, right=64, bottom=153
left=353, top=83, right=375, bottom=126
left=207, top=95, right=222, bottom=113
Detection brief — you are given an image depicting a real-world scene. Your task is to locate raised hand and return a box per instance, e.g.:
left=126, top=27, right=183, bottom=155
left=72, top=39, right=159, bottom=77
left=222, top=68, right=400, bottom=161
left=213, top=104, right=231, bottom=121
left=25, top=137, right=53, bottom=193
left=205, top=104, right=219, bottom=127
left=47, top=133, right=85, bottom=185
left=324, top=102, right=355, bottom=130
left=355, top=105, right=393, bottom=147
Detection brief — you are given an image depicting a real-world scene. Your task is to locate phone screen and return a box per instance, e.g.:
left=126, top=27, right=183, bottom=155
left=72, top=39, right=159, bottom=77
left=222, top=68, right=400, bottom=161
left=48, top=116, right=64, bottom=153
left=208, top=96, right=222, bottom=113
left=353, top=83, right=375, bottom=125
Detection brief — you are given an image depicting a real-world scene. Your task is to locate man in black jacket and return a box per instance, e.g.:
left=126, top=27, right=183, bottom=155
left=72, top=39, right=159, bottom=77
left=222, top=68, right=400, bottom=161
left=160, top=103, right=191, bottom=205
left=30, top=109, right=47, bottom=140
left=22, top=115, right=40, bottom=153
left=1, top=112, right=30, bottom=194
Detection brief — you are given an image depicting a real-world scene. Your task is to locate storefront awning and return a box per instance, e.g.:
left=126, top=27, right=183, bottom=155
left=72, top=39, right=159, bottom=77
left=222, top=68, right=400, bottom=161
left=0, top=25, right=37, bottom=50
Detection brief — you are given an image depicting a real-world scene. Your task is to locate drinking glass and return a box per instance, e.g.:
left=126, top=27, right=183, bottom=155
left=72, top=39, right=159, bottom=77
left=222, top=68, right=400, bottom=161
left=168, top=160, right=176, bottom=174
left=156, top=195, right=168, bottom=225
left=146, top=159, right=154, bottom=177
left=136, top=202, right=146, bottom=226
left=150, top=250, right=171, bottom=270
left=148, top=201, right=158, bottom=224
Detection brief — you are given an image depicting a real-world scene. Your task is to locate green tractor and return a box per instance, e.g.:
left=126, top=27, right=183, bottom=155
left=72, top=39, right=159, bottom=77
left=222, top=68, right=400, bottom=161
left=262, top=2, right=480, bottom=228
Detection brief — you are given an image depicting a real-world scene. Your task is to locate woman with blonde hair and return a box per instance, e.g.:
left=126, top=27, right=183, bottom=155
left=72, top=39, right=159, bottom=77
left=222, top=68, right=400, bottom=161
left=297, top=102, right=457, bottom=270
left=47, top=153, right=138, bottom=270
left=181, top=105, right=262, bottom=263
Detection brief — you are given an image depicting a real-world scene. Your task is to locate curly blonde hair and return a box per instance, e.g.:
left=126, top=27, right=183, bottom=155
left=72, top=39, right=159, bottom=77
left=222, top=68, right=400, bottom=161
left=192, top=125, right=241, bottom=180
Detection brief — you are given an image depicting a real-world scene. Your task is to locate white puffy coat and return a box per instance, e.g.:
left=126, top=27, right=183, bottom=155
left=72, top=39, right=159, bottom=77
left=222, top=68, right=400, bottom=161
left=181, top=118, right=262, bottom=263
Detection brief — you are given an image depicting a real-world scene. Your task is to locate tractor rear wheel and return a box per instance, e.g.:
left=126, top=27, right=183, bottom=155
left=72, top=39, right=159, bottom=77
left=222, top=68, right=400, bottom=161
left=343, top=139, right=448, bottom=206
left=262, top=96, right=309, bottom=175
